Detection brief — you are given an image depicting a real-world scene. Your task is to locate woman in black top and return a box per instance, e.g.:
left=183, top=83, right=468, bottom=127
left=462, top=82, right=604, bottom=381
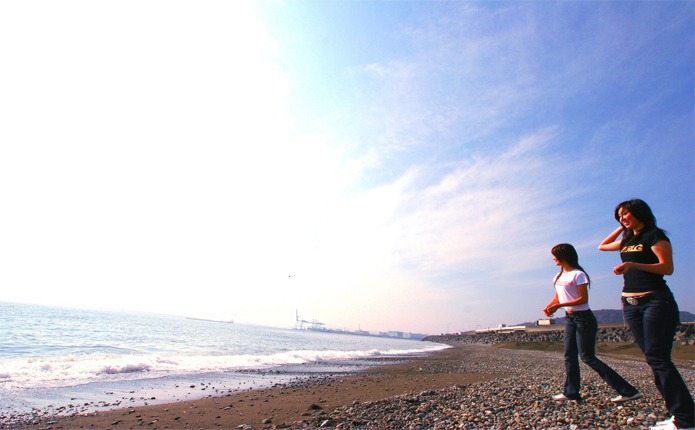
left=599, top=199, right=694, bottom=430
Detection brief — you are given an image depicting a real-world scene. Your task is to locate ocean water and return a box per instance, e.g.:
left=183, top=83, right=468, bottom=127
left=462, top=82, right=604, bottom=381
left=0, top=302, right=445, bottom=418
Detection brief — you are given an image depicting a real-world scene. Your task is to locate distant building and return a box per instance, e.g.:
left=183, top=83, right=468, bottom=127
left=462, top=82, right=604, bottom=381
left=474, top=324, right=526, bottom=334
left=537, top=319, right=555, bottom=326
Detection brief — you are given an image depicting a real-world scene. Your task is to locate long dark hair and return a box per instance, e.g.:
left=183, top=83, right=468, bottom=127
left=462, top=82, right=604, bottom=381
left=551, top=243, right=590, bottom=287
left=614, top=198, right=668, bottom=243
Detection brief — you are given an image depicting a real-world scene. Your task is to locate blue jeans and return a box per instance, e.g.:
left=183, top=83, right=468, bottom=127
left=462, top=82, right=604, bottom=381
left=563, top=310, right=639, bottom=400
left=623, top=296, right=694, bottom=428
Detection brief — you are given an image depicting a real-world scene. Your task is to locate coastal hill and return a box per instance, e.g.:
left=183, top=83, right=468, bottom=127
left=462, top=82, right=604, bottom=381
left=521, top=308, right=695, bottom=326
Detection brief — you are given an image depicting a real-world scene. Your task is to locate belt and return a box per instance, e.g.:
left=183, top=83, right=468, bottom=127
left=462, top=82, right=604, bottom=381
left=622, top=293, right=655, bottom=306
left=566, top=310, right=591, bottom=316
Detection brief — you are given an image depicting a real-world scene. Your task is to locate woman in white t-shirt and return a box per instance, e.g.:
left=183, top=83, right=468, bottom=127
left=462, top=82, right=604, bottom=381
left=543, top=243, right=641, bottom=403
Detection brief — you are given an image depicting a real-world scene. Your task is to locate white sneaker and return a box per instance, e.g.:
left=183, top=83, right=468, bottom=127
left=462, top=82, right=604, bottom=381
left=552, top=393, right=580, bottom=401
left=650, top=416, right=695, bottom=430
left=650, top=416, right=673, bottom=430
left=611, top=392, right=643, bottom=403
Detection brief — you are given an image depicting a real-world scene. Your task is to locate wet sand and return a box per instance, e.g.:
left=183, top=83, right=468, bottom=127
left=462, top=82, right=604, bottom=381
left=11, top=346, right=497, bottom=429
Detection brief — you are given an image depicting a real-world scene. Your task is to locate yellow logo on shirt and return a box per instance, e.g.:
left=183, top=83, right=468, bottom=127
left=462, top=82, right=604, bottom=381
left=621, top=244, right=643, bottom=253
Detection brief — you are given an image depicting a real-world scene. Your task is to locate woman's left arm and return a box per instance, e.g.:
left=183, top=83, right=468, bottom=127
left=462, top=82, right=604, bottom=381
left=613, top=240, right=674, bottom=276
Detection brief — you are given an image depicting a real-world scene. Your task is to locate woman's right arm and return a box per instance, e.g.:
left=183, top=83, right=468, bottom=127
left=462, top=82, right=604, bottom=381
left=543, top=293, right=560, bottom=317
left=598, top=226, right=624, bottom=251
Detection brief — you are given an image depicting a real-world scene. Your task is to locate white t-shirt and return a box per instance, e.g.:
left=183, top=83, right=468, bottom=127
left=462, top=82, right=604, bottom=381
left=554, top=269, right=590, bottom=312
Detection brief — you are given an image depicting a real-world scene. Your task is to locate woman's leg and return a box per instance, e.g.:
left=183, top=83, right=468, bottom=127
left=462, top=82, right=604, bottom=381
left=563, top=315, right=581, bottom=399
left=622, top=303, right=645, bottom=351
left=640, top=300, right=694, bottom=428
left=576, top=311, right=639, bottom=396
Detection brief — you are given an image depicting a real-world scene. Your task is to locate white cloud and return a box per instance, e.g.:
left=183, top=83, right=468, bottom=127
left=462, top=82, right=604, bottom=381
left=383, top=128, right=563, bottom=276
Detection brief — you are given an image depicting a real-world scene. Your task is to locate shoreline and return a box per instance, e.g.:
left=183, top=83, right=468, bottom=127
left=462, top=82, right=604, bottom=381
left=7, top=347, right=493, bottom=429
left=1, top=358, right=397, bottom=419
left=8, top=342, right=694, bottom=429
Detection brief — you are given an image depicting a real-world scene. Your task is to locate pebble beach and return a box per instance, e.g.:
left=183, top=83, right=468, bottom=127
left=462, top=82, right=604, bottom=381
left=9, top=341, right=694, bottom=430
left=292, top=344, right=694, bottom=430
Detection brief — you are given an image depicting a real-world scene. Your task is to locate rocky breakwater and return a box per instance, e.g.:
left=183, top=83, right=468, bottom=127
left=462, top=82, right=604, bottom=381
left=425, top=322, right=695, bottom=346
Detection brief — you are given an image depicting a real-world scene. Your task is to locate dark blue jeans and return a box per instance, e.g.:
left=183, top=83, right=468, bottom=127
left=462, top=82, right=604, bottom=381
left=623, top=296, right=694, bottom=428
left=563, top=310, right=639, bottom=400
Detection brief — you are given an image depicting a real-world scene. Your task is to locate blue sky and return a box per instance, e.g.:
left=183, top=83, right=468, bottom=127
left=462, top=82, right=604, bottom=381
left=1, top=1, right=692, bottom=334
